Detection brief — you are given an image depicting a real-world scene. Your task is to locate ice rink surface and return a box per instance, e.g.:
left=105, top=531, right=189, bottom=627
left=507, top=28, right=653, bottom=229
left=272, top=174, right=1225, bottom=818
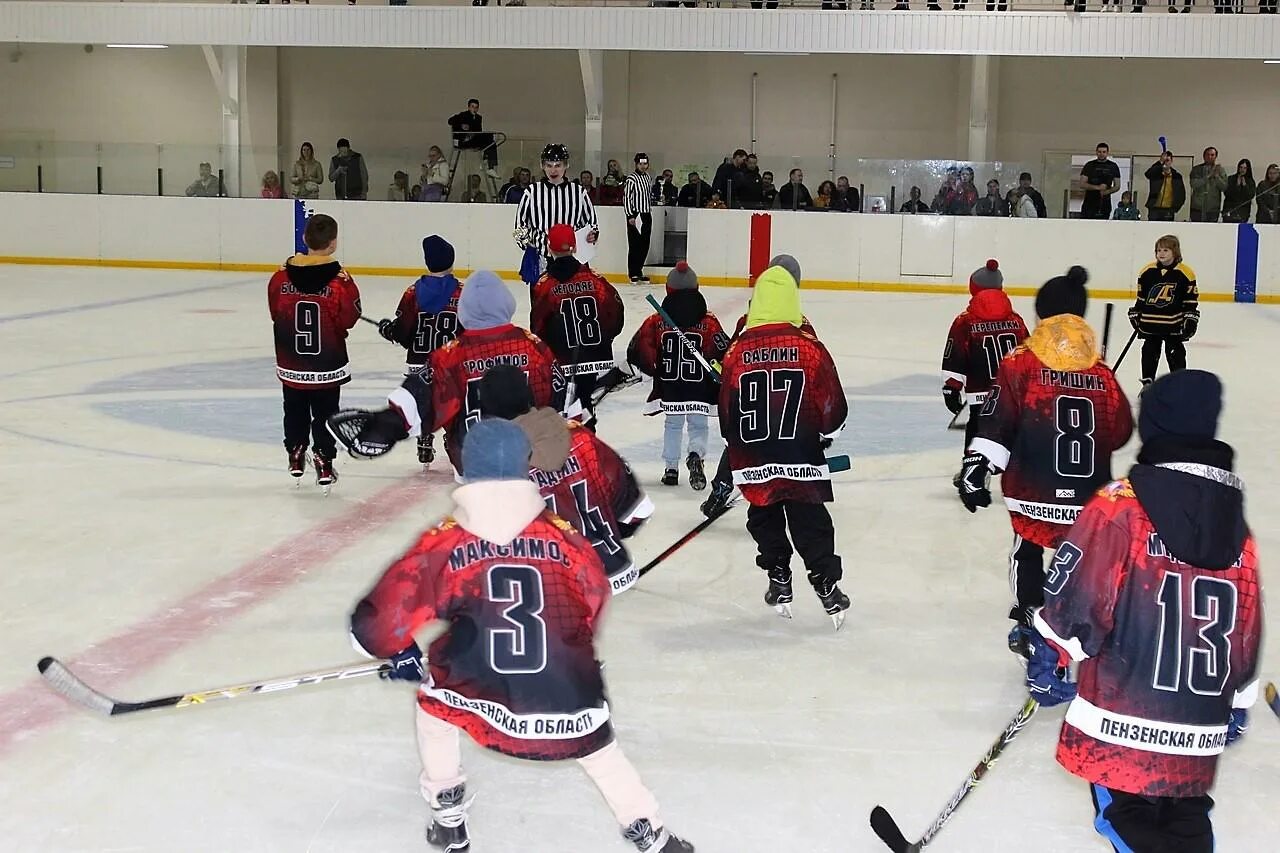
left=0, top=264, right=1276, bottom=853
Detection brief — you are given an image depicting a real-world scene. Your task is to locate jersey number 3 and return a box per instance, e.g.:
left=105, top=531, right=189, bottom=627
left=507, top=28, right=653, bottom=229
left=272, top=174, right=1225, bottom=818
left=487, top=565, right=548, bottom=675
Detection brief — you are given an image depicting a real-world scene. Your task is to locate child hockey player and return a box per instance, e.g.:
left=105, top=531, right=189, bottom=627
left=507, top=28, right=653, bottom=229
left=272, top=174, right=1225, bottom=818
left=477, top=365, right=654, bottom=594
left=529, top=224, right=625, bottom=426
left=266, top=213, right=361, bottom=493
left=940, top=259, right=1028, bottom=485
left=719, top=264, right=850, bottom=627
left=1130, top=234, right=1199, bottom=388
left=1023, top=369, right=1260, bottom=853
left=627, top=262, right=729, bottom=488
left=350, top=419, right=694, bottom=853
left=376, top=234, right=463, bottom=467
left=959, top=266, right=1134, bottom=644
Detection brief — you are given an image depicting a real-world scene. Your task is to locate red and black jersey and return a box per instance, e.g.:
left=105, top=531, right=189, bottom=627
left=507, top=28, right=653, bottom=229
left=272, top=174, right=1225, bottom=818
left=266, top=255, right=362, bottom=389
left=733, top=312, right=816, bottom=341
left=719, top=324, right=848, bottom=506
left=350, top=492, right=614, bottom=762
left=627, top=291, right=730, bottom=416
left=1034, top=479, right=1261, bottom=798
left=426, top=326, right=569, bottom=471
left=970, top=316, right=1133, bottom=548
left=941, top=290, right=1029, bottom=403
left=387, top=277, right=463, bottom=375
left=529, top=419, right=654, bottom=595
left=529, top=259, right=625, bottom=378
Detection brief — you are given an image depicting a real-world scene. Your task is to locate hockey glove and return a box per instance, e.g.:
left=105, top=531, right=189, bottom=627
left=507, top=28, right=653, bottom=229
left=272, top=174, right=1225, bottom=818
left=942, top=386, right=965, bottom=415
left=1182, top=314, right=1199, bottom=340
left=381, top=642, right=424, bottom=682
left=377, top=318, right=397, bottom=343
left=1127, top=305, right=1141, bottom=331
left=1226, top=708, right=1248, bottom=745
left=327, top=407, right=410, bottom=459
left=1025, top=630, right=1077, bottom=707
left=957, top=450, right=992, bottom=513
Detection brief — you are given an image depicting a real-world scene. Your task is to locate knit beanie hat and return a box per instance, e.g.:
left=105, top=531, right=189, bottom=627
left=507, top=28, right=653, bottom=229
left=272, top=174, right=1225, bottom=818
left=457, top=270, right=515, bottom=330
left=422, top=235, right=454, bottom=274
left=1035, top=265, right=1089, bottom=319
left=769, top=254, right=802, bottom=286
left=462, top=419, right=532, bottom=483
left=1139, top=369, right=1223, bottom=444
left=666, top=260, right=699, bottom=293
left=478, top=365, right=534, bottom=420
left=969, top=259, right=1003, bottom=296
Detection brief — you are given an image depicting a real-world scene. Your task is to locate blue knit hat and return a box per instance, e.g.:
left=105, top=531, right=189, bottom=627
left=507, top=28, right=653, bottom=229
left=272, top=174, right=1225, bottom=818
left=1139, top=369, right=1223, bottom=444
left=463, top=419, right=532, bottom=482
left=422, top=235, right=455, bottom=274
left=457, top=270, right=515, bottom=330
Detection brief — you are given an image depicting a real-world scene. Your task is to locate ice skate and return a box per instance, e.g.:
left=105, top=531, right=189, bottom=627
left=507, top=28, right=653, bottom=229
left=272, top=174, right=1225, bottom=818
left=686, top=452, right=707, bottom=491
left=699, top=479, right=734, bottom=519
left=623, top=817, right=694, bottom=853
left=425, top=784, right=472, bottom=852
left=418, top=434, right=435, bottom=468
left=661, top=467, right=679, bottom=486
left=813, top=579, right=850, bottom=630
left=313, top=452, right=337, bottom=496
left=287, top=445, right=307, bottom=487
left=764, top=567, right=794, bottom=620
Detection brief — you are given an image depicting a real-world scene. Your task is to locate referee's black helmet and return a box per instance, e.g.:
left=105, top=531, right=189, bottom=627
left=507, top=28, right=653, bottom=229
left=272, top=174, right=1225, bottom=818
left=541, top=143, right=570, bottom=164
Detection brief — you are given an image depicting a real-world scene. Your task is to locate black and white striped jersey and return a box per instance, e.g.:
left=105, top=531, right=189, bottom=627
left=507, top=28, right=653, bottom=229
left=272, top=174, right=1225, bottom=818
left=514, top=179, right=598, bottom=254
left=623, top=172, right=654, bottom=218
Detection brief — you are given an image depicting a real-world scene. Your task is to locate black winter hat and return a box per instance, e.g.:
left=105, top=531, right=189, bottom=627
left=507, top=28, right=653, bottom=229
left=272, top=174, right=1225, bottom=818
left=1139, top=369, right=1223, bottom=444
left=1035, top=265, right=1089, bottom=319
left=477, top=365, right=534, bottom=420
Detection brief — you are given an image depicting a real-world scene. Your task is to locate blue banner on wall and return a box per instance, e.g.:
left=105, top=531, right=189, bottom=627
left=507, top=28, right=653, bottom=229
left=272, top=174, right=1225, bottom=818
left=1235, top=222, right=1258, bottom=303
left=293, top=199, right=312, bottom=255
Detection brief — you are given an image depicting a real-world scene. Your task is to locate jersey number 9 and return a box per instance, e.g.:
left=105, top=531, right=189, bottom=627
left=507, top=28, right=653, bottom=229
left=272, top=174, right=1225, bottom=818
left=295, top=301, right=321, bottom=356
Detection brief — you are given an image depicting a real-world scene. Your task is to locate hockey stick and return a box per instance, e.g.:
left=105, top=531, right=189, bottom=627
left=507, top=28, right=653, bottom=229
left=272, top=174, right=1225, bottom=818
left=869, top=696, right=1039, bottom=852
left=357, top=315, right=382, bottom=328
left=946, top=409, right=965, bottom=431
left=1111, top=328, right=1140, bottom=372
left=1101, top=302, right=1114, bottom=359
left=1266, top=682, right=1280, bottom=720
left=37, top=656, right=388, bottom=717
left=644, top=294, right=721, bottom=382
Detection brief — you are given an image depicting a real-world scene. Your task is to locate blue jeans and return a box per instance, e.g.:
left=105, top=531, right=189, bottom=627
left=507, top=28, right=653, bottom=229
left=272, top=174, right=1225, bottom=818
left=663, top=413, right=708, bottom=468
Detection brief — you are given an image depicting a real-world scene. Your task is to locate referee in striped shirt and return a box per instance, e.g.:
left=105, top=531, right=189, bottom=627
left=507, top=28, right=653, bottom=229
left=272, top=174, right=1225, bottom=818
left=514, top=143, right=598, bottom=270
left=623, top=153, right=654, bottom=284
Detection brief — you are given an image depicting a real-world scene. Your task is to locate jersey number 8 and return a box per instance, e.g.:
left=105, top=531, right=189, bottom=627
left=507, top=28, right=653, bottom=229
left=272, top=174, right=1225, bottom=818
left=1054, top=396, right=1095, bottom=478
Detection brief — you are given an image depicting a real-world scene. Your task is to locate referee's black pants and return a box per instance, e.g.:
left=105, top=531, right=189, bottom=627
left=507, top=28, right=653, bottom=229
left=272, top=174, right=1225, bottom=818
left=627, top=212, right=653, bottom=280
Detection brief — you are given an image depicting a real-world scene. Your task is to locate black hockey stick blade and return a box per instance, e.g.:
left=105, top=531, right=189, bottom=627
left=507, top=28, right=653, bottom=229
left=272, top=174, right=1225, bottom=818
left=1101, top=302, right=1114, bottom=360
left=637, top=494, right=743, bottom=579
left=869, top=806, right=918, bottom=853
left=1266, top=682, right=1280, bottom=720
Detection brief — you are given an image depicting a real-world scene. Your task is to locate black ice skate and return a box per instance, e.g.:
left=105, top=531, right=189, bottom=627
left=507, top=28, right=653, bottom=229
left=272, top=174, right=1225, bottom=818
left=699, top=479, right=734, bottom=519
left=686, top=453, right=707, bottom=491
left=623, top=817, right=695, bottom=853
left=418, top=434, right=435, bottom=467
left=425, top=784, right=472, bottom=852
left=813, top=579, right=851, bottom=630
left=313, top=452, right=337, bottom=496
left=764, top=567, right=794, bottom=620
left=287, top=445, right=307, bottom=486
left=661, top=468, right=679, bottom=486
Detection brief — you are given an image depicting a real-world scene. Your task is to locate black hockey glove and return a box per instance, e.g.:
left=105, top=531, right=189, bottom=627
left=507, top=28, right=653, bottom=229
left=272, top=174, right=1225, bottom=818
left=377, top=318, right=397, bottom=343
left=942, top=386, right=965, bottom=415
left=1127, top=305, right=1141, bottom=331
left=1182, top=314, right=1199, bottom=340
left=327, top=407, right=410, bottom=459
left=380, top=642, right=424, bottom=682
left=957, top=450, right=992, bottom=513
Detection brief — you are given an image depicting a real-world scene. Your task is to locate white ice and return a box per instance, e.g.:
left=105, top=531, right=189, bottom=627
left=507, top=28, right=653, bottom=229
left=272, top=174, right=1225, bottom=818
left=0, top=265, right=1276, bottom=853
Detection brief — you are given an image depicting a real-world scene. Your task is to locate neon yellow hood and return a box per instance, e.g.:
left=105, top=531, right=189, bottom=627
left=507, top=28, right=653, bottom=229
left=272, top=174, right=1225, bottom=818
left=746, top=266, right=802, bottom=329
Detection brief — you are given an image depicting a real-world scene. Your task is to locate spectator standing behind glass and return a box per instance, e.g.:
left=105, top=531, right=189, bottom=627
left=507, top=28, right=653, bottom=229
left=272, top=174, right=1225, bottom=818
left=596, top=160, right=624, bottom=207
left=956, top=167, right=979, bottom=214
left=779, top=169, right=814, bottom=211
left=1143, top=151, right=1185, bottom=222
left=836, top=176, right=859, bottom=212
left=291, top=143, right=324, bottom=200
left=1017, top=172, right=1047, bottom=218
left=387, top=170, right=411, bottom=202
left=503, top=168, right=532, bottom=204
left=1079, top=142, right=1121, bottom=219
left=447, top=98, right=499, bottom=178
left=654, top=169, right=678, bottom=206
left=418, top=146, right=450, bottom=202
left=261, top=170, right=285, bottom=199
left=1189, top=147, right=1227, bottom=222
left=579, top=171, right=598, bottom=204
left=974, top=180, right=1009, bottom=216
left=1112, top=191, right=1141, bottom=220
left=739, top=154, right=764, bottom=208
left=1256, top=163, right=1280, bottom=224
left=462, top=175, right=487, bottom=204
left=900, top=186, right=930, bottom=214
left=814, top=181, right=836, bottom=210
left=713, top=149, right=749, bottom=208
left=185, top=162, right=220, bottom=197
left=329, top=138, right=368, bottom=201
left=761, top=171, right=778, bottom=208
left=678, top=172, right=712, bottom=208
left=497, top=167, right=521, bottom=202
left=1222, top=158, right=1255, bottom=223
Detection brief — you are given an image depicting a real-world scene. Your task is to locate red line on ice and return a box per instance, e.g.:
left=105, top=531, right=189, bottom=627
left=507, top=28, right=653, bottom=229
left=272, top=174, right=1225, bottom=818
left=0, top=474, right=435, bottom=757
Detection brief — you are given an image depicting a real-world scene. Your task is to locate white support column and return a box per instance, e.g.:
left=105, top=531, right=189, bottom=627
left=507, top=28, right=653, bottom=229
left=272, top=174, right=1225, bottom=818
left=202, top=44, right=245, bottom=197
left=578, top=49, right=604, bottom=179
left=964, top=56, right=999, bottom=164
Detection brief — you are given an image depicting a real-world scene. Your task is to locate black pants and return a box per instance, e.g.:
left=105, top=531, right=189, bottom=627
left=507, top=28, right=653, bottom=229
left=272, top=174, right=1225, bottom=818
left=573, top=373, right=598, bottom=429
left=458, top=134, right=498, bottom=169
left=1141, top=336, right=1187, bottom=381
left=627, top=212, right=653, bottom=279
left=1189, top=208, right=1220, bottom=223
left=746, top=501, right=842, bottom=587
left=711, top=448, right=732, bottom=489
left=1008, top=535, right=1045, bottom=621
left=1091, top=784, right=1214, bottom=853
left=1149, top=209, right=1176, bottom=222
left=282, top=385, right=340, bottom=459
